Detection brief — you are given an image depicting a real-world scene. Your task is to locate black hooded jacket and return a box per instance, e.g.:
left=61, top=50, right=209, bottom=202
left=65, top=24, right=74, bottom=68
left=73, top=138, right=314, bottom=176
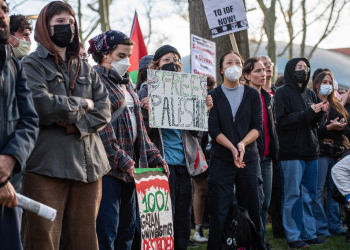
left=274, top=58, right=325, bottom=161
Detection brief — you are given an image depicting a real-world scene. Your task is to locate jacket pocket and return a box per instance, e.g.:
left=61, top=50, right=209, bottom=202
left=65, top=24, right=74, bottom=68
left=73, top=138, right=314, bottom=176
left=45, top=72, right=64, bottom=93
left=7, top=99, right=19, bottom=136
left=75, top=75, right=92, bottom=99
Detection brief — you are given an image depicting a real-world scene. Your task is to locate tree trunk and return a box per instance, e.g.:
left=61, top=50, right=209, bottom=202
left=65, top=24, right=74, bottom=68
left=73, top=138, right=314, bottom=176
left=99, top=0, right=111, bottom=32
left=77, top=0, right=83, bottom=42
left=188, top=0, right=250, bottom=85
left=300, top=0, right=306, bottom=58
left=258, top=0, right=277, bottom=83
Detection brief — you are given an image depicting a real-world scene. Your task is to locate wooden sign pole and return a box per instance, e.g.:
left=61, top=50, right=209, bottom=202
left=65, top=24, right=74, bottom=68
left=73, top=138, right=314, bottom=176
left=229, top=33, right=239, bottom=54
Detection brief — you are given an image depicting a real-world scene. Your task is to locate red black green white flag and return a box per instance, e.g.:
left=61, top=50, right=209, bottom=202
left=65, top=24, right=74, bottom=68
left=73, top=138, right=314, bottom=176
left=129, top=11, right=148, bottom=84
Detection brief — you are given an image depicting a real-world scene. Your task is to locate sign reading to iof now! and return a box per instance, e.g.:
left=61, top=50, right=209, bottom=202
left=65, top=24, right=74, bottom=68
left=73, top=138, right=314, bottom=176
left=147, top=69, right=208, bottom=131
left=203, top=0, right=249, bottom=38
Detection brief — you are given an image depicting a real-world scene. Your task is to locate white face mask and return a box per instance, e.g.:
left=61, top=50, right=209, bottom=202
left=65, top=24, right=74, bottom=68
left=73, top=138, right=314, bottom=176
left=111, top=57, right=131, bottom=76
left=319, top=84, right=332, bottom=96
left=224, top=65, right=242, bottom=82
left=9, top=34, right=31, bottom=59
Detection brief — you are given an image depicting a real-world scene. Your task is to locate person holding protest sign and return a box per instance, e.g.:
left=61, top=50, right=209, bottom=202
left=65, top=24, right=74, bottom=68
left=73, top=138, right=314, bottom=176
left=140, top=44, right=213, bottom=250
left=207, top=51, right=263, bottom=250
left=88, top=30, right=168, bottom=250
left=244, top=57, right=279, bottom=249
left=20, top=2, right=111, bottom=249
left=274, top=58, right=329, bottom=249
left=311, top=71, right=348, bottom=237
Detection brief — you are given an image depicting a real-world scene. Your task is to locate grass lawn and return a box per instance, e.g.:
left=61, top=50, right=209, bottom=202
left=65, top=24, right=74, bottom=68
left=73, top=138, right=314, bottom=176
left=188, top=225, right=349, bottom=249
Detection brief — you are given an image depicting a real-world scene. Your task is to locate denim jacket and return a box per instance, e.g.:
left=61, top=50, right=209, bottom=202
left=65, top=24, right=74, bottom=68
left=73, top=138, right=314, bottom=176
left=22, top=44, right=111, bottom=182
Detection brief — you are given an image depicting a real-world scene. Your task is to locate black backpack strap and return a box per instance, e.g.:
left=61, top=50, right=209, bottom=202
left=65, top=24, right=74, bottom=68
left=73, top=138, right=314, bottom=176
left=8, top=57, right=18, bottom=81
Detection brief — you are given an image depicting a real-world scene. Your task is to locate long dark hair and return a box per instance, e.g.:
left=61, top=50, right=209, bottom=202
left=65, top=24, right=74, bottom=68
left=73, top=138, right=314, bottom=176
left=136, top=67, right=148, bottom=91
left=312, top=71, right=348, bottom=123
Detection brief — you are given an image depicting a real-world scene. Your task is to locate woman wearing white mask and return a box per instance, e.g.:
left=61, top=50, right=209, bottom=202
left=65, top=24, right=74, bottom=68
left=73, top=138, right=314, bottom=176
left=312, top=71, right=348, bottom=237
left=207, top=51, right=263, bottom=250
left=88, top=31, right=168, bottom=250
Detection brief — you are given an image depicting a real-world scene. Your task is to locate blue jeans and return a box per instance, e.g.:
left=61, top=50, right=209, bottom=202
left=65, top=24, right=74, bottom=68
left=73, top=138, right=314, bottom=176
left=312, top=156, right=345, bottom=236
left=279, top=160, right=318, bottom=243
left=96, top=176, right=136, bottom=250
left=0, top=206, right=22, bottom=250
left=261, top=157, right=273, bottom=236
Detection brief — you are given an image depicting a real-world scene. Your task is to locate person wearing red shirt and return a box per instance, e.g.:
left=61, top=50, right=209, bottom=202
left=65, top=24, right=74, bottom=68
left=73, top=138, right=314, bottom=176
left=244, top=57, right=279, bottom=249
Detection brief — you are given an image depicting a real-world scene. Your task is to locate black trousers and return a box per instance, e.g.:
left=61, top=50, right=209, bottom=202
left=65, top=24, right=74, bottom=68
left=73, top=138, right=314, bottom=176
left=168, top=164, right=192, bottom=250
left=207, top=156, right=262, bottom=250
left=268, top=161, right=285, bottom=238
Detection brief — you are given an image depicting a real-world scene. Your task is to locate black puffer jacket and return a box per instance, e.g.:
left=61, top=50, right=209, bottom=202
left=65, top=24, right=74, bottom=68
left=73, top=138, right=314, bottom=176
left=274, top=58, right=325, bottom=161
left=0, top=45, right=39, bottom=192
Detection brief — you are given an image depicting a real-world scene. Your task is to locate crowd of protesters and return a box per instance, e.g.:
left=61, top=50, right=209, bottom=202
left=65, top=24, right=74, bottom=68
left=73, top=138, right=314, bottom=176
left=1, top=1, right=350, bottom=250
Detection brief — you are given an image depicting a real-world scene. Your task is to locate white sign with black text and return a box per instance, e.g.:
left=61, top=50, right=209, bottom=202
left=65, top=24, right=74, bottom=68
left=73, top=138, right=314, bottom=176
left=147, top=69, right=208, bottom=131
left=202, top=0, right=249, bottom=38
left=191, top=34, right=216, bottom=80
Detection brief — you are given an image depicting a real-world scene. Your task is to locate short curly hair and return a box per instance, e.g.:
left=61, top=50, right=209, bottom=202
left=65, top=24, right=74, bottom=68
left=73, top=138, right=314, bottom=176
left=10, top=14, right=33, bottom=35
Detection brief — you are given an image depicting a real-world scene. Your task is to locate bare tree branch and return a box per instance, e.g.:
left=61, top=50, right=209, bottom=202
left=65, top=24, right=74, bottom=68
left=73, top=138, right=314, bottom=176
left=252, top=26, right=264, bottom=56
left=308, top=0, right=349, bottom=59
left=83, top=18, right=100, bottom=43
left=88, top=1, right=99, bottom=12
left=277, top=0, right=334, bottom=57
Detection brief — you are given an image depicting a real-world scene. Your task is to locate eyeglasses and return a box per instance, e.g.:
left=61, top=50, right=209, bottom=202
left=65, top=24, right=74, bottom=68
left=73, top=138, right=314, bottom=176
left=263, top=61, right=274, bottom=67
left=80, top=53, right=89, bottom=60
left=295, top=65, right=310, bottom=72
left=160, top=57, right=180, bottom=64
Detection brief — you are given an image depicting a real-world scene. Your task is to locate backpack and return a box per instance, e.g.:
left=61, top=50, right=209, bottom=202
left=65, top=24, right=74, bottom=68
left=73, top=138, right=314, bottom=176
left=221, top=204, right=265, bottom=250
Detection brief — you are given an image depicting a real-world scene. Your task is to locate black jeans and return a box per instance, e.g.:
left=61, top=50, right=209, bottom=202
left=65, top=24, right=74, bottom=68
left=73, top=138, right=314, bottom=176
left=207, top=156, right=262, bottom=250
left=268, top=161, right=285, bottom=238
left=168, top=165, right=192, bottom=250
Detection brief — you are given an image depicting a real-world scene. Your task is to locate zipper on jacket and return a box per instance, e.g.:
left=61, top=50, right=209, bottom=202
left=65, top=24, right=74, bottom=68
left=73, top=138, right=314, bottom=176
left=0, top=70, right=4, bottom=145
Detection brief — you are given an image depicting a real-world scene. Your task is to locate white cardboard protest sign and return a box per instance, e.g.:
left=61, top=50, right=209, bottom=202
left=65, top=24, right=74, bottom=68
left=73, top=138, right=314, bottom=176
left=191, top=34, right=216, bottom=80
left=203, top=0, right=249, bottom=38
left=147, top=69, right=208, bottom=131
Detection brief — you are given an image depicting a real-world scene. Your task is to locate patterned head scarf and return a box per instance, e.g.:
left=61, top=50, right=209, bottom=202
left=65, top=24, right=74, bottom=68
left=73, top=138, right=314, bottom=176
left=88, top=30, right=129, bottom=56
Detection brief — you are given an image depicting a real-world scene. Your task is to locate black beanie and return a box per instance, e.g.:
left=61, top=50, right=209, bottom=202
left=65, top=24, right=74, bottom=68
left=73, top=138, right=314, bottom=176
left=153, top=45, right=181, bottom=61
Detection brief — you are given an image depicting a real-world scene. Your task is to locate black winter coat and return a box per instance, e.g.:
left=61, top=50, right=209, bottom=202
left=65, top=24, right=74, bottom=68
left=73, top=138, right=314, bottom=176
left=274, top=57, right=324, bottom=161
left=208, top=84, right=262, bottom=163
left=256, top=88, right=279, bottom=164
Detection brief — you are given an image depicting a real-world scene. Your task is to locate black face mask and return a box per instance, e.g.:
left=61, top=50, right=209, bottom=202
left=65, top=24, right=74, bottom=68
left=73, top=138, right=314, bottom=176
left=50, top=24, right=75, bottom=48
left=160, top=62, right=180, bottom=72
left=295, top=70, right=308, bottom=84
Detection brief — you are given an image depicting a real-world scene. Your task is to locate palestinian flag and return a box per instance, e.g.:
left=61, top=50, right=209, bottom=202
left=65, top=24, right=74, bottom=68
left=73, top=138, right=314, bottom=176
left=129, top=11, right=148, bottom=84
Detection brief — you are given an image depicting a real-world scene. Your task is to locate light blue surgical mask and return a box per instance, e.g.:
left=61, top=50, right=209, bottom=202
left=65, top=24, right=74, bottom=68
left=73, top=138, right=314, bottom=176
left=319, top=84, right=332, bottom=96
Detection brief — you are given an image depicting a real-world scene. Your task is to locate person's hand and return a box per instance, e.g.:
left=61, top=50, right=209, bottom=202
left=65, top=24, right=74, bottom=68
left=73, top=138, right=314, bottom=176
left=57, top=122, right=67, bottom=127
left=141, top=97, right=150, bottom=110
left=310, top=102, right=323, bottom=113
left=84, top=99, right=95, bottom=111
left=158, top=163, right=170, bottom=178
left=237, top=142, right=246, bottom=165
left=206, top=95, right=213, bottom=111
left=231, top=146, right=245, bottom=168
left=327, top=117, right=348, bottom=131
left=0, top=155, right=16, bottom=183
left=127, top=165, right=136, bottom=178
left=0, top=182, right=17, bottom=208
left=321, top=101, right=329, bottom=112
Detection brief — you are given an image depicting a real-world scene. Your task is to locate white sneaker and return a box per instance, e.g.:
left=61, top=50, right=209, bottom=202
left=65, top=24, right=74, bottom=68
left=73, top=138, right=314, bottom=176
left=193, top=228, right=208, bottom=243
